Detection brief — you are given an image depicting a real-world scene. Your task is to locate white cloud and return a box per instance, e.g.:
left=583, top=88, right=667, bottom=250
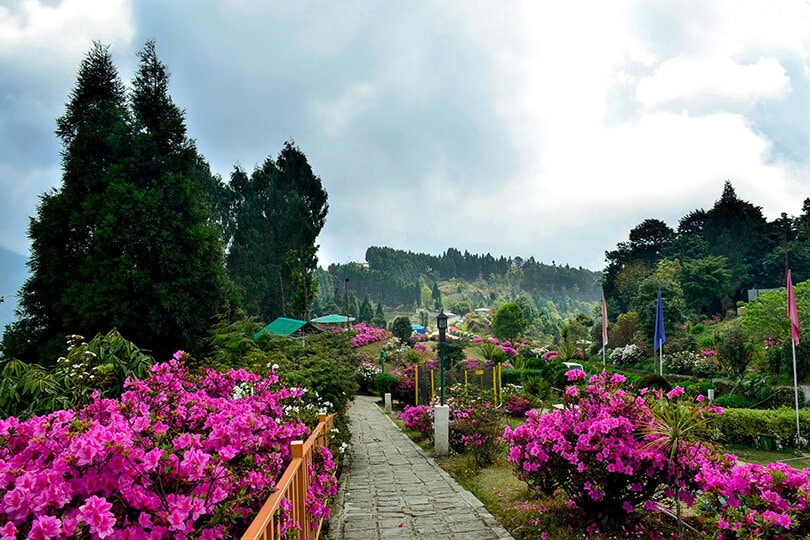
left=636, top=56, right=790, bottom=108
left=0, top=0, right=135, bottom=65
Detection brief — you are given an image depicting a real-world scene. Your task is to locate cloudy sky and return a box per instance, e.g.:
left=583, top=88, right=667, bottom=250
left=2, top=0, right=810, bottom=273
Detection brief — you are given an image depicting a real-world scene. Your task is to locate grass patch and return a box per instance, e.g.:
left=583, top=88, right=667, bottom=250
left=723, top=443, right=810, bottom=469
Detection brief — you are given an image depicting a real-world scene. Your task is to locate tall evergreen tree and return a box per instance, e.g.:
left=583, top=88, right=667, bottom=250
left=3, top=42, right=131, bottom=362
left=358, top=295, right=373, bottom=324
left=2, top=42, right=231, bottom=362
left=227, top=142, right=328, bottom=323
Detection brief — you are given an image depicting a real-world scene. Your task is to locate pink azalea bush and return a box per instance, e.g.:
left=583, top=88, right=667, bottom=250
left=504, top=395, right=534, bottom=417
left=0, top=354, right=337, bottom=539
left=397, top=405, right=433, bottom=440
left=463, top=358, right=483, bottom=372
left=697, top=459, right=810, bottom=539
left=503, top=371, right=718, bottom=521
left=447, top=397, right=503, bottom=468
left=349, top=323, right=388, bottom=348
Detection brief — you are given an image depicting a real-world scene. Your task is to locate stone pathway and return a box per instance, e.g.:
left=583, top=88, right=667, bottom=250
left=327, top=395, right=514, bottom=540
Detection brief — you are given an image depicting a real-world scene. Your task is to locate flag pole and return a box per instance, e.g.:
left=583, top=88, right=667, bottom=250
left=792, top=338, right=801, bottom=444
left=787, top=269, right=802, bottom=446
left=601, top=291, right=608, bottom=372
left=654, top=284, right=666, bottom=377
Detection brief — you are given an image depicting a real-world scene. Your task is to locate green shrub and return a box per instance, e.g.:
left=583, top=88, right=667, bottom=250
left=715, top=407, right=810, bottom=447
left=636, top=374, right=671, bottom=392
left=522, top=375, right=551, bottom=399
left=714, top=394, right=750, bottom=409
left=374, top=372, right=400, bottom=395
left=689, top=323, right=705, bottom=335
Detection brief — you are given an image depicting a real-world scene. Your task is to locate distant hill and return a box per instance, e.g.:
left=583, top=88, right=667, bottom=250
left=0, top=247, right=28, bottom=332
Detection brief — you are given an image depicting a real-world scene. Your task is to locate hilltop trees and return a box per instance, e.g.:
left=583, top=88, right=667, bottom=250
left=602, top=181, right=790, bottom=339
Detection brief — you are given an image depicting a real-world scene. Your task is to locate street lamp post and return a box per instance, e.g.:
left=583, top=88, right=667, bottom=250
left=436, top=311, right=448, bottom=405
left=434, top=311, right=449, bottom=456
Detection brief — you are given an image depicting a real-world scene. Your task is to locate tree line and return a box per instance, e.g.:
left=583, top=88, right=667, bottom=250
left=603, top=181, right=810, bottom=341
left=0, top=42, right=327, bottom=364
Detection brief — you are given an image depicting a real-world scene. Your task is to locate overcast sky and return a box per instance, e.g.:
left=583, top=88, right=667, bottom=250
left=2, top=0, right=810, bottom=273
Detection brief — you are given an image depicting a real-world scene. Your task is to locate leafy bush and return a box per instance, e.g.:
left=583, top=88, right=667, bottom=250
left=716, top=327, right=754, bottom=377
left=714, top=407, right=810, bottom=447
left=608, top=343, right=644, bottom=366
left=355, top=355, right=380, bottom=394
left=390, top=316, right=413, bottom=345
left=269, top=333, right=359, bottom=415
left=374, top=372, right=400, bottom=395
left=0, top=330, right=152, bottom=419
left=521, top=375, right=551, bottom=400
left=636, top=374, right=671, bottom=392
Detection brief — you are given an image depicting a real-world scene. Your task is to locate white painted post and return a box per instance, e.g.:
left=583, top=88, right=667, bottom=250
left=434, top=404, right=449, bottom=457
left=384, top=393, right=392, bottom=413
left=707, top=389, right=715, bottom=402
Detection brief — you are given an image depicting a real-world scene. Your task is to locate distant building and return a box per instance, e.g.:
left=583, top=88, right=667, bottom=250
left=747, top=288, right=780, bottom=302
left=255, top=317, right=321, bottom=339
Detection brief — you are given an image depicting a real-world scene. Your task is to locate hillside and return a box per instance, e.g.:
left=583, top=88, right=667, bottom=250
left=313, top=246, right=601, bottom=339
left=0, top=247, right=28, bottom=331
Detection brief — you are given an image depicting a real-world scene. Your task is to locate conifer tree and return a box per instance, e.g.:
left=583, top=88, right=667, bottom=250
left=2, top=42, right=231, bottom=362
left=3, top=42, right=131, bottom=362
left=227, top=142, right=328, bottom=323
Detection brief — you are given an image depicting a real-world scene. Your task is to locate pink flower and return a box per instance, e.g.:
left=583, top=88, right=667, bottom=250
left=79, top=496, right=116, bottom=539
left=27, top=516, right=61, bottom=540
left=0, top=522, right=16, bottom=540
left=566, top=368, right=586, bottom=381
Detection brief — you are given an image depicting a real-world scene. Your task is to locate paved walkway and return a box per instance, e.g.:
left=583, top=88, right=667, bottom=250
left=328, top=395, right=514, bottom=540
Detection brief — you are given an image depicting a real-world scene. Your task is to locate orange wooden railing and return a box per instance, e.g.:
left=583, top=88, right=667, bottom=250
left=240, top=413, right=335, bottom=540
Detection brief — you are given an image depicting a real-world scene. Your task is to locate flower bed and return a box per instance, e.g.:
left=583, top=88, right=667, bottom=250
left=0, top=354, right=337, bottom=539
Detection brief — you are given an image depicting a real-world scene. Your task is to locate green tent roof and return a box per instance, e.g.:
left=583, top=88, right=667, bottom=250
left=255, top=317, right=318, bottom=338
left=311, top=314, right=356, bottom=324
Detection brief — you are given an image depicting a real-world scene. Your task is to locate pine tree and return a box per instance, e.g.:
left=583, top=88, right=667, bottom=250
left=2, top=42, right=232, bottom=362
left=227, top=142, right=328, bottom=323
left=358, top=295, right=373, bottom=324
left=372, top=302, right=386, bottom=327
left=3, top=42, right=131, bottom=362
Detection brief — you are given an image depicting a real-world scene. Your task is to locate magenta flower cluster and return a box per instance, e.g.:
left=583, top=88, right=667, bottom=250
left=350, top=323, right=388, bottom=348
left=698, top=458, right=810, bottom=538
left=397, top=405, right=433, bottom=439
left=503, top=371, right=714, bottom=518
left=0, top=355, right=337, bottom=539
left=504, top=371, right=810, bottom=536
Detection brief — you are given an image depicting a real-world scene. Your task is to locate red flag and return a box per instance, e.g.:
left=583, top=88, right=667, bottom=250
left=787, top=270, right=800, bottom=346
left=601, top=292, right=608, bottom=346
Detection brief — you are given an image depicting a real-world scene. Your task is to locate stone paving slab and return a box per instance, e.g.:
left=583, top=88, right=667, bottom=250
left=327, top=395, right=514, bottom=540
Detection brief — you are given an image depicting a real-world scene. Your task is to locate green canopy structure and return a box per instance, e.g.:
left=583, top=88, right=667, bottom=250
left=310, top=314, right=356, bottom=325
left=254, top=317, right=321, bottom=339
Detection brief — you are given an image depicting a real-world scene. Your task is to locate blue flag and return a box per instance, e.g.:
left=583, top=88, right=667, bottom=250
left=654, top=284, right=666, bottom=351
